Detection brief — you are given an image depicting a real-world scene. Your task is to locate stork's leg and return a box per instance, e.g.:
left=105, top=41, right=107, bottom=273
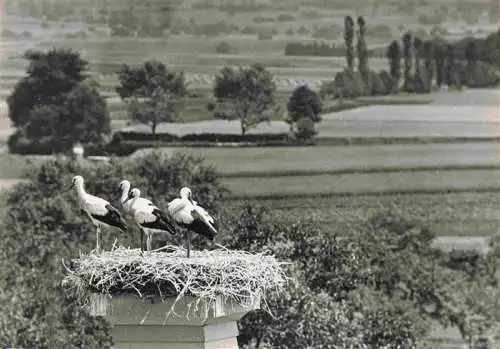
left=140, top=228, right=144, bottom=252
left=96, top=225, right=101, bottom=254
left=146, top=232, right=152, bottom=252
left=186, top=230, right=191, bottom=258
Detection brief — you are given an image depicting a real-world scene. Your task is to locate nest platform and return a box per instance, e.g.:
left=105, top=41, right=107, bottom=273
left=63, top=245, right=287, bottom=322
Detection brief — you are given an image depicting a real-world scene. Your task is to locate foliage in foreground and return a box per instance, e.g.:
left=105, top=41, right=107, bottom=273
left=0, top=152, right=226, bottom=348
left=220, top=205, right=500, bottom=348
left=1, top=154, right=500, bottom=348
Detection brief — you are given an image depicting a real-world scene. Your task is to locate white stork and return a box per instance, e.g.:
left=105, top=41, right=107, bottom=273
left=69, top=175, right=128, bottom=253
left=167, top=187, right=218, bottom=258
left=118, top=179, right=132, bottom=213
left=124, top=188, right=178, bottom=252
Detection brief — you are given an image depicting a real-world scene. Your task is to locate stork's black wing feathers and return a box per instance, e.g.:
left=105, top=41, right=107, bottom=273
left=188, top=210, right=217, bottom=241
left=91, top=204, right=128, bottom=233
left=149, top=208, right=177, bottom=235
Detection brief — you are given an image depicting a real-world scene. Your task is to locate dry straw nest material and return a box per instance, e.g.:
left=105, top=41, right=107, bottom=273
left=63, top=245, right=287, bottom=316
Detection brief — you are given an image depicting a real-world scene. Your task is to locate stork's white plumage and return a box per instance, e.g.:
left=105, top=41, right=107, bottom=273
left=125, top=188, right=177, bottom=252
left=167, top=187, right=218, bottom=257
left=70, top=175, right=128, bottom=253
left=118, top=179, right=133, bottom=213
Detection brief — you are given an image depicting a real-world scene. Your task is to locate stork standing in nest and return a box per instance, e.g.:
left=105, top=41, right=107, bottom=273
left=69, top=175, right=128, bottom=253
left=118, top=179, right=133, bottom=213
left=124, top=188, right=178, bottom=252
left=167, top=187, right=218, bottom=258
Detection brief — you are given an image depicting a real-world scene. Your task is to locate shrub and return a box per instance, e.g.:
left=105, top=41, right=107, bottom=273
left=257, top=32, right=273, bottom=40
left=285, top=28, right=294, bottom=36
left=334, top=70, right=365, bottom=98
left=277, top=13, right=295, bottom=22
left=215, top=41, right=231, bottom=54
left=0, top=152, right=227, bottom=347
left=369, top=70, right=388, bottom=95
left=318, top=80, right=339, bottom=100
left=286, top=85, right=322, bottom=124
left=378, top=70, right=393, bottom=94
left=293, top=117, right=318, bottom=141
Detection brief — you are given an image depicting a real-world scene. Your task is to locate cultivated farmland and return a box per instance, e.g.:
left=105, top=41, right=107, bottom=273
left=152, top=142, right=500, bottom=176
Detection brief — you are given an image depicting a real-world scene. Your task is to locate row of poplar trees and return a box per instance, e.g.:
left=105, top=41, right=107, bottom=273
left=343, top=15, right=483, bottom=93
left=343, top=15, right=369, bottom=82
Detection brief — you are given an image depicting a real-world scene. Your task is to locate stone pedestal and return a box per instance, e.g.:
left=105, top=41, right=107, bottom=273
left=89, top=294, right=260, bottom=349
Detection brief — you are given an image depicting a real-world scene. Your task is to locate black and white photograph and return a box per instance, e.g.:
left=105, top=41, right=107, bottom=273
left=1, top=0, right=500, bottom=348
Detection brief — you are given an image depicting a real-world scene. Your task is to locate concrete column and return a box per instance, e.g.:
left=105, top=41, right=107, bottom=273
left=89, top=294, right=260, bottom=349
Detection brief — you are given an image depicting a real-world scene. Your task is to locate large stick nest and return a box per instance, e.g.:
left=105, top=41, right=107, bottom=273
left=63, top=245, right=288, bottom=317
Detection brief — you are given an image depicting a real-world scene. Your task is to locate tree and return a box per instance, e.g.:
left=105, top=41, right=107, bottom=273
left=434, top=44, right=446, bottom=88
left=444, top=44, right=457, bottom=87
left=285, top=84, right=322, bottom=132
left=211, top=63, right=276, bottom=135
left=356, top=16, right=369, bottom=77
left=0, top=152, right=227, bottom=347
left=413, top=37, right=424, bottom=75
left=465, top=41, right=478, bottom=86
left=116, top=60, right=188, bottom=136
left=387, top=40, right=401, bottom=93
left=422, top=40, right=434, bottom=89
left=344, top=15, right=355, bottom=70
left=402, top=32, right=413, bottom=90
left=7, top=48, right=110, bottom=152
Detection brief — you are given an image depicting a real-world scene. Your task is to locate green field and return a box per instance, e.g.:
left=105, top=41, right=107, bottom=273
left=231, top=192, right=500, bottom=237
left=222, top=169, right=500, bottom=198
left=166, top=143, right=500, bottom=176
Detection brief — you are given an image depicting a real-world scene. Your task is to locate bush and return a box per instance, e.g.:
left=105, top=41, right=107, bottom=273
left=285, top=28, right=294, bottom=36
left=221, top=205, right=500, bottom=348
left=293, top=117, right=318, bottom=141
left=318, top=80, right=339, bottom=100
left=0, top=152, right=227, bottom=347
left=277, top=13, right=295, bottom=22
left=286, top=85, right=322, bottom=124
left=334, top=70, right=366, bottom=98
left=378, top=70, right=393, bottom=94
left=369, top=70, right=388, bottom=95
left=257, top=32, right=273, bottom=40
left=215, top=41, right=231, bottom=54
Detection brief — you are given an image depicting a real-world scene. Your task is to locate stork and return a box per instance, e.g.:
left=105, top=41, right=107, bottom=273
left=118, top=179, right=132, bottom=213
left=69, top=175, right=128, bottom=253
left=167, top=187, right=218, bottom=258
left=118, top=179, right=143, bottom=247
left=124, top=188, right=177, bottom=252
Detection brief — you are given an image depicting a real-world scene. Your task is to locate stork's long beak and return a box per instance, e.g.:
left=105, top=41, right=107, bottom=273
left=67, top=183, right=74, bottom=191
left=123, top=197, right=131, bottom=205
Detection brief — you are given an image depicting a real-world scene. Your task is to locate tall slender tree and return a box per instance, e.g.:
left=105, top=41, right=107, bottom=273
left=356, top=16, right=369, bottom=76
left=356, top=16, right=370, bottom=94
left=434, top=44, right=446, bottom=88
left=444, top=44, right=456, bottom=87
left=422, top=40, right=434, bottom=88
left=387, top=40, right=401, bottom=93
left=402, top=32, right=413, bottom=90
left=344, top=16, right=355, bottom=70
left=413, top=37, right=423, bottom=75
left=465, top=41, right=477, bottom=86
